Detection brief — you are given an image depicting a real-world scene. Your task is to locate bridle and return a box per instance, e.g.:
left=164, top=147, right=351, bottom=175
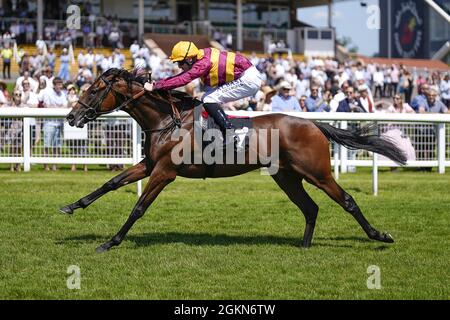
left=78, top=75, right=144, bottom=121
left=77, top=74, right=184, bottom=133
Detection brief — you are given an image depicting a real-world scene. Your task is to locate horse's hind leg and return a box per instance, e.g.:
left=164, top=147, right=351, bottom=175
left=314, top=175, right=394, bottom=243
left=272, top=169, right=319, bottom=248
left=60, top=159, right=152, bottom=214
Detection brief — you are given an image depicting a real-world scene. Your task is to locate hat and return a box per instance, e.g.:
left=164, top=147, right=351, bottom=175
left=278, top=81, right=292, bottom=90
left=66, top=84, right=77, bottom=92
left=261, top=86, right=276, bottom=96
left=358, top=84, right=368, bottom=92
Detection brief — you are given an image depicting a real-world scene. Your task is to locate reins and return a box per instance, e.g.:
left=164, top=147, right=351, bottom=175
left=81, top=73, right=186, bottom=134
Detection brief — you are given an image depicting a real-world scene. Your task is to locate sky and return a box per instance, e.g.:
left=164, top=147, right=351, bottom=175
left=297, top=0, right=380, bottom=57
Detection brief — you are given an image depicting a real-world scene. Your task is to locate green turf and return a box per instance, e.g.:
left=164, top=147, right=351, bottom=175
left=0, top=166, right=449, bottom=299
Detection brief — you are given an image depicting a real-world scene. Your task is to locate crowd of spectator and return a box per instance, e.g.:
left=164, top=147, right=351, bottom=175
left=1, top=38, right=449, bottom=172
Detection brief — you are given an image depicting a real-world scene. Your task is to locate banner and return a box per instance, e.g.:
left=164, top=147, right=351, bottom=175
left=392, top=0, right=426, bottom=58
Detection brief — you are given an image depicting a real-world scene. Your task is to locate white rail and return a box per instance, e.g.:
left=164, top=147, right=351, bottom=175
left=1, top=108, right=449, bottom=196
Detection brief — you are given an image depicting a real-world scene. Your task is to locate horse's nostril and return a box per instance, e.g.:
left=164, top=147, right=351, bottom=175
left=67, top=114, right=74, bottom=121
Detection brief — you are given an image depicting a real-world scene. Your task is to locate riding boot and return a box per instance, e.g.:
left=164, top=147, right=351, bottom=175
left=204, top=103, right=234, bottom=131
left=204, top=103, right=236, bottom=146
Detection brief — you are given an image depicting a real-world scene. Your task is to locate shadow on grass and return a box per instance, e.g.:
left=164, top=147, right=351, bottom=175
left=57, top=232, right=365, bottom=249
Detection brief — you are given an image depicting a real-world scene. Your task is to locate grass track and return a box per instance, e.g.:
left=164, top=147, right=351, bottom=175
left=0, top=167, right=449, bottom=299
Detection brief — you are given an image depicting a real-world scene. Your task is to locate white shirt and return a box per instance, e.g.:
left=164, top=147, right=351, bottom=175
left=330, top=92, right=346, bottom=112
left=440, top=80, right=450, bottom=100
left=373, top=71, right=384, bottom=86
left=101, top=57, right=112, bottom=71
left=21, top=90, right=39, bottom=107
left=0, top=90, right=7, bottom=105
left=295, top=79, right=310, bottom=99
left=15, top=76, right=38, bottom=93
left=43, top=89, right=68, bottom=108
left=130, top=44, right=140, bottom=56
left=84, top=53, right=94, bottom=67
left=77, top=53, right=86, bottom=67
left=36, top=39, right=46, bottom=51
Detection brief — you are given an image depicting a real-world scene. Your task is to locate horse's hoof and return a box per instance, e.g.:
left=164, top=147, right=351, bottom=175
left=95, top=243, right=111, bottom=253
left=382, top=233, right=394, bottom=243
left=59, top=205, right=73, bottom=215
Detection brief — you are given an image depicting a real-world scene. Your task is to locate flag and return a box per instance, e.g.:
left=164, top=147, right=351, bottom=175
left=13, top=40, right=19, bottom=62
left=69, top=44, right=75, bottom=65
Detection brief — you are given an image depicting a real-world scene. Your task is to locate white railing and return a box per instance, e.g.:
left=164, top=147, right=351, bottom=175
left=1, top=108, right=450, bottom=196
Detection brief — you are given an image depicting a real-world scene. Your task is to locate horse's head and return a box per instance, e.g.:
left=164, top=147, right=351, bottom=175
left=67, top=68, right=137, bottom=128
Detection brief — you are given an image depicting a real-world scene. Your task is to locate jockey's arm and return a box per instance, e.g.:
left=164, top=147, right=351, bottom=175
left=153, top=58, right=210, bottom=91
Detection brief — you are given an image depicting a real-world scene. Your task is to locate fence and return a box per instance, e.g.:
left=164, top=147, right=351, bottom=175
left=1, top=108, right=450, bottom=195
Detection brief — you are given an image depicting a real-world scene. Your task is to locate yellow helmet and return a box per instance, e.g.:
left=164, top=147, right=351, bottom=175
left=169, top=41, right=199, bottom=62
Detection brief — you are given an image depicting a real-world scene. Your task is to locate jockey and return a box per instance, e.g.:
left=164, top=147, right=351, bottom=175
left=144, top=41, right=262, bottom=140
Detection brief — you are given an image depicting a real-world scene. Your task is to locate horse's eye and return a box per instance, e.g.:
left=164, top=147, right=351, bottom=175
left=91, top=89, right=97, bottom=95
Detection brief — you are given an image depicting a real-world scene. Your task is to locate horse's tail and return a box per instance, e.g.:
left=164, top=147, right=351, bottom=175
left=313, top=121, right=407, bottom=165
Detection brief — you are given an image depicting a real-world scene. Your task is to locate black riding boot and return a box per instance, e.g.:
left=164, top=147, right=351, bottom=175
left=204, top=103, right=235, bottom=147
left=204, top=103, right=234, bottom=132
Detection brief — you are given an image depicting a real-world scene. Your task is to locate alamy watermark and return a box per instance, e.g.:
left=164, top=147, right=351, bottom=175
left=366, top=265, right=381, bottom=290
left=366, top=5, right=381, bottom=30
left=66, top=265, right=81, bottom=290
left=66, top=5, right=81, bottom=30
left=170, top=127, right=280, bottom=175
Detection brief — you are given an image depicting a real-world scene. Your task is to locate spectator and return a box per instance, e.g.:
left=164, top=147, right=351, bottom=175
left=411, top=83, right=429, bottom=112
left=336, top=86, right=365, bottom=113
left=0, top=81, right=9, bottom=107
left=387, top=94, right=414, bottom=114
left=256, top=86, right=276, bottom=111
left=20, top=79, right=39, bottom=107
left=130, top=40, right=140, bottom=58
left=357, top=84, right=374, bottom=113
left=270, top=81, right=301, bottom=112
left=299, top=95, right=308, bottom=112
left=1, top=43, right=13, bottom=79
left=58, top=48, right=71, bottom=82
left=390, top=65, right=400, bottom=97
left=46, top=48, right=56, bottom=71
left=66, top=84, right=88, bottom=172
left=440, top=74, right=450, bottom=108
left=401, top=71, right=414, bottom=104
left=373, top=67, right=384, bottom=99
left=294, top=73, right=310, bottom=100
left=7, top=90, right=25, bottom=171
left=305, top=85, right=329, bottom=112
left=419, top=88, right=449, bottom=114
left=42, top=77, right=68, bottom=171
left=15, top=70, right=38, bottom=93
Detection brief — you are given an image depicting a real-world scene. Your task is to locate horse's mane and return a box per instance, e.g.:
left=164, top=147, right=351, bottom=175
left=103, top=68, right=200, bottom=110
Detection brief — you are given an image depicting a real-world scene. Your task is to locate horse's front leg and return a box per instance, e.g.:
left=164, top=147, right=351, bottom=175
left=60, top=159, right=152, bottom=214
left=96, top=161, right=177, bottom=253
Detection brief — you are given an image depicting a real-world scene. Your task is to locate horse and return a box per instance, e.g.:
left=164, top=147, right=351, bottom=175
left=62, top=68, right=407, bottom=253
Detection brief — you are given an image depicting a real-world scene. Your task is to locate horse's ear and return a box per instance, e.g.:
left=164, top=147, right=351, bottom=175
left=148, top=71, right=152, bottom=81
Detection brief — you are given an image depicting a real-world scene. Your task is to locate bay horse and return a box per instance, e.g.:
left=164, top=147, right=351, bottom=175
left=62, top=68, right=406, bottom=253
